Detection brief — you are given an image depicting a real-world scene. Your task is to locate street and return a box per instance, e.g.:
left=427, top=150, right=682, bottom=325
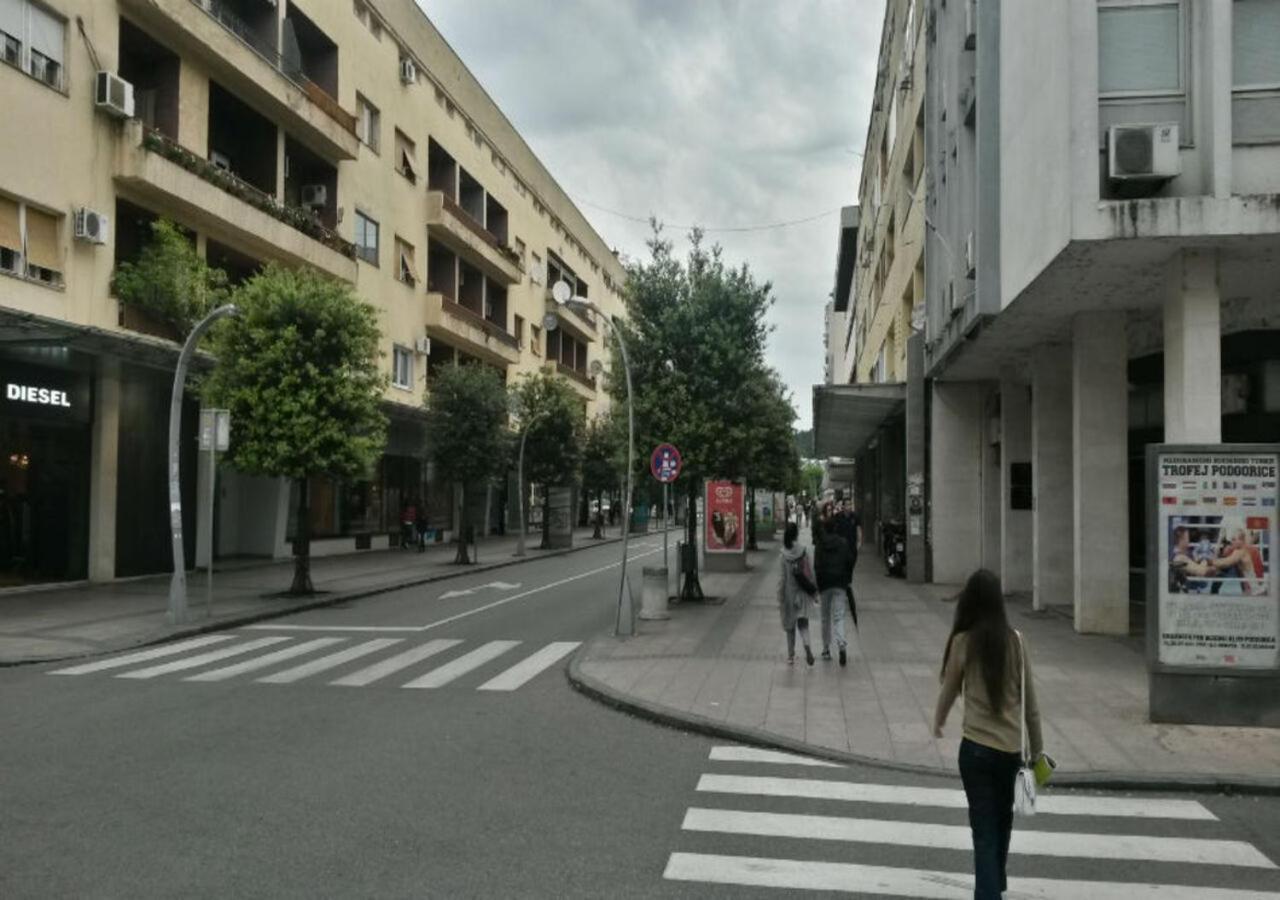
left=1, top=539, right=1278, bottom=898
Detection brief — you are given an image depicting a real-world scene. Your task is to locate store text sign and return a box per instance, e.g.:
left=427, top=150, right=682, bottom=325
left=6, top=382, right=72, bottom=408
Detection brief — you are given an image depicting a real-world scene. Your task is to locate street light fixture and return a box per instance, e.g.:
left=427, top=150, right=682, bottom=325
left=549, top=280, right=636, bottom=637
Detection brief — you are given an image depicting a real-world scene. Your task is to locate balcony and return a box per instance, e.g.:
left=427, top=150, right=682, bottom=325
left=550, top=361, right=597, bottom=397
left=115, top=122, right=357, bottom=281
left=426, top=191, right=523, bottom=286
left=544, top=291, right=597, bottom=341
left=425, top=292, right=521, bottom=367
left=118, top=0, right=359, bottom=161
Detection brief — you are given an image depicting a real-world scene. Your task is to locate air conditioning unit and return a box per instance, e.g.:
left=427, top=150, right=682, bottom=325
left=400, top=58, right=417, bottom=85
left=1108, top=123, right=1180, bottom=181
left=210, top=151, right=232, bottom=171
left=300, top=184, right=327, bottom=208
left=965, top=231, right=976, bottom=277
left=414, top=336, right=431, bottom=355
left=94, top=71, right=135, bottom=119
left=963, top=0, right=976, bottom=49
left=74, top=207, right=109, bottom=245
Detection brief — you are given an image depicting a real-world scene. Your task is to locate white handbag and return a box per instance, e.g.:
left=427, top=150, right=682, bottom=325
left=1012, top=630, right=1037, bottom=817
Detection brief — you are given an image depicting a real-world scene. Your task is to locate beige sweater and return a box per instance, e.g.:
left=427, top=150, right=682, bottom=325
left=934, top=630, right=1043, bottom=758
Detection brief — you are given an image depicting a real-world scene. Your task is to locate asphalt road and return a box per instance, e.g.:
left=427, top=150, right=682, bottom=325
left=3, top=538, right=1279, bottom=899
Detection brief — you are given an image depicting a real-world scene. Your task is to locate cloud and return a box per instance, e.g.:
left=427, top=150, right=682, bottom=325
left=418, top=0, right=885, bottom=428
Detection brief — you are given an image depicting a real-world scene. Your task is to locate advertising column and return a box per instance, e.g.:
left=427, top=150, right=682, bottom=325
left=1147, top=444, right=1280, bottom=726
left=704, top=480, right=746, bottom=572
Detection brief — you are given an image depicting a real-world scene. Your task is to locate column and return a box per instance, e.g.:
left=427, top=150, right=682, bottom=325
left=930, top=381, right=985, bottom=583
left=904, top=333, right=927, bottom=582
left=1163, top=249, right=1221, bottom=443
left=1032, top=348, right=1073, bottom=611
left=1000, top=374, right=1033, bottom=592
left=981, top=391, right=1002, bottom=577
left=88, top=361, right=120, bottom=582
left=1072, top=314, right=1130, bottom=635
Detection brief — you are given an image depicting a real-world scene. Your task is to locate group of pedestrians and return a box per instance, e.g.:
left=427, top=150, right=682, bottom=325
left=777, top=500, right=862, bottom=666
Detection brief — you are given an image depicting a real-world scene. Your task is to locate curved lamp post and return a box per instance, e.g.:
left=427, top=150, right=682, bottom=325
left=168, top=304, right=239, bottom=624
left=513, top=407, right=549, bottom=558
left=549, top=281, right=635, bottom=637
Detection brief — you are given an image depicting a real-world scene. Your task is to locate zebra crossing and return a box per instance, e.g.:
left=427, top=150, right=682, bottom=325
left=47, top=633, right=580, bottom=693
left=664, top=745, right=1280, bottom=898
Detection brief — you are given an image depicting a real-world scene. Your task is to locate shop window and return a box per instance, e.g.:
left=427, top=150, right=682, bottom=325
left=395, top=236, right=417, bottom=286
left=354, top=210, right=379, bottom=265
left=392, top=345, right=413, bottom=390
left=0, top=0, right=65, bottom=90
left=356, top=93, right=380, bottom=152
left=1010, top=462, right=1033, bottom=511
left=394, top=128, right=417, bottom=182
left=1232, top=0, right=1280, bottom=144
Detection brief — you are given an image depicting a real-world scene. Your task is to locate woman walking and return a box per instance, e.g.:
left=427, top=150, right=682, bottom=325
left=933, top=569, right=1043, bottom=900
left=778, top=523, right=816, bottom=666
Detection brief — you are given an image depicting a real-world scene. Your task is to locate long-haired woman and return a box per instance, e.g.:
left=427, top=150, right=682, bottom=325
left=778, top=522, right=816, bottom=666
left=933, top=569, right=1043, bottom=900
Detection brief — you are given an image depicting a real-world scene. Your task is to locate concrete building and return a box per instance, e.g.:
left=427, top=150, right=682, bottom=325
left=922, top=0, right=1280, bottom=634
left=0, top=0, right=625, bottom=588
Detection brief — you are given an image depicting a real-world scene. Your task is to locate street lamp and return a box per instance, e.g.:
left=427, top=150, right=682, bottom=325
left=549, top=280, right=636, bottom=637
left=513, top=406, right=549, bottom=558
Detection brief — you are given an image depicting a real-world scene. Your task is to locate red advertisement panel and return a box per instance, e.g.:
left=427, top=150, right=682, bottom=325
left=705, top=480, right=745, bottom=554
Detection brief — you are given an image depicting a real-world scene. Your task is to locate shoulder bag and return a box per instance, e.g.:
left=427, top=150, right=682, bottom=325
left=791, top=551, right=818, bottom=597
left=1012, top=630, right=1037, bottom=817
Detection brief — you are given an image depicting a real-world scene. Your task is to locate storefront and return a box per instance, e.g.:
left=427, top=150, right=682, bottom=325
left=0, top=352, right=93, bottom=586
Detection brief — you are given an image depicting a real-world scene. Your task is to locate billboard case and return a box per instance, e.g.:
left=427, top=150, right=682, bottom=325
left=1153, top=449, right=1279, bottom=669
left=705, top=481, right=745, bottom=554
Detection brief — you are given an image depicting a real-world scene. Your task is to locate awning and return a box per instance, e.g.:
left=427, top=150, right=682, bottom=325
left=812, top=382, right=905, bottom=459
left=0, top=306, right=200, bottom=372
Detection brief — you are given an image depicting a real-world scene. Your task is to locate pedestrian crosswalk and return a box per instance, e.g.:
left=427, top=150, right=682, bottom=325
left=48, top=633, right=580, bottom=693
left=664, top=745, right=1280, bottom=898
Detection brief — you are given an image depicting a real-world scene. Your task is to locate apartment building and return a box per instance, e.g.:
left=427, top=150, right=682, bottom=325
left=813, top=0, right=925, bottom=561
left=0, top=0, right=625, bottom=587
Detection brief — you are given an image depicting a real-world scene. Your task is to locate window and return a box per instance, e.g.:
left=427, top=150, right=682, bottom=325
left=394, top=129, right=416, bottom=182
left=530, top=252, right=543, bottom=284
left=514, top=314, right=525, bottom=348
left=1233, top=0, right=1280, bottom=143
left=1098, top=3, right=1183, bottom=95
left=354, top=210, right=379, bottom=265
left=531, top=324, right=542, bottom=356
left=356, top=94, right=380, bottom=152
left=0, top=0, right=65, bottom=90
left=395, top=236, right=417, bottom=286
left=0, top=195, right=60, bottom=285
left=514, top=237, right=526, bottom=260
left=392, top=345, right=413, bottom=390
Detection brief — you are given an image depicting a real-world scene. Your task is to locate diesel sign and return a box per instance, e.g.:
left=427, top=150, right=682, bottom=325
left=6, top=383, right=73, bottom=408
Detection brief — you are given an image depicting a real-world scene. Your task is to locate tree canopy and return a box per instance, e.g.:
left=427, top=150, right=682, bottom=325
left=113, top=219, right=230, bottom=334
left=509, top=370, right=585, bottom=488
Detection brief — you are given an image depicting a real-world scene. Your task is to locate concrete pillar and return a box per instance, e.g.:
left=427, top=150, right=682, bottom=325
left=88, top=362, right=120, bottom=582
left=1198, top=2, right=1233, bottom=198
left=905, top=334, right=928, bottom=582
left=981, top=392, right=1002, bottom=577
left=1032, top=347, right=1073, bottom=611
left=176, top=62, right=209, bottom=151
left=1072, top=314, right=1130, bottom=635
left=1000, top=374, right=1033, bottom=592
left=1164, top=249, right=1221, bottom=443
left=930, top=381, right=985, bottom=583
left=275, top=128, right=287, bottom=203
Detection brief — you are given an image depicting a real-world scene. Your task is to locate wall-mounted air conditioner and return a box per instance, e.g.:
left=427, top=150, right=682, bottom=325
left=301, top=184, right=327, bottom=208
left=94, top=71, right=135, bottom=119
left=1108, top=123, right=1180, bottom=181
left=74, top=207, right=109, bottom=245
left=415, top=336, right=431, bottom=355
left=400, top=58, right=417, bottom=85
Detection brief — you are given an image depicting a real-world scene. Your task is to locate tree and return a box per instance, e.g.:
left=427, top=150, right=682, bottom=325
left=802, top=461, right=826, bottom=499
left=202, top=264, right=387, bottom=594
left=509, top=371, right=585, bottom=548
left=793, top=428, right=815, bottom=459
left=581, top=414, right=621, bottom=539
left=423, top=363, right=509, bottom=563
left=113, top=219, right=230, bottom=335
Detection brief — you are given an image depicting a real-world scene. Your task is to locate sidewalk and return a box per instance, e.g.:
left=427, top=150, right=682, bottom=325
left=571, top=541, right=1280, bottom=792
left=0, top=526, right=620, bottom=666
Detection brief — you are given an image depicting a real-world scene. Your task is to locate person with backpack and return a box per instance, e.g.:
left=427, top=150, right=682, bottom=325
left=778, top=522, right=816, bottom=666
left=933, top=569, right=1045, bottom=900
left=813, top=515, right=854, bottom=666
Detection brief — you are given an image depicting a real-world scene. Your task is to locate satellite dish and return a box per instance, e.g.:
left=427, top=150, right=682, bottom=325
left=551, top=280, right=571, bottom=304
left=542, top=312, right=559, bottom=332
left=589, top=359, right=604, bottom=376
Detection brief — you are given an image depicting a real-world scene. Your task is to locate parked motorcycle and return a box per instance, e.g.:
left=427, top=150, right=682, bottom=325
left=882, top=520, right=906, bottom=577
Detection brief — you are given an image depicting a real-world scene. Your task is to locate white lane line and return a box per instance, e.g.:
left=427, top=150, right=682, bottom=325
left=696, top=774, right=1218, bottom=821
left=49, top=636, right=235, bottom=675
left=243, top=546, right=663, bottom=633
left=708, top=746, right=843, bottom=768
left=681, top=808, right=1274, bottom=869
left=476, top=641, right=580, bottom=691
left=183, top=638, right=345, bottom=682
left=330, top=639, right=461, bottom=687
left=115, top=637, right=292, bottom=680
left=258, top=638, right=404, bottom=684
left=663, top=853, right=1280, bottom=899
left=401, top=640, right=520, bottom=689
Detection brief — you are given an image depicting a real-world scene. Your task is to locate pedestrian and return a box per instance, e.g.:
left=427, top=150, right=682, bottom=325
left=932, top=569, right=1044, bottom=900
left=414, top=498, right=429, bottom=552
left=812, top=516, right=854, bottom=666
left=400, top=499, right=417, bottom=550
left=835, top=500, right=863, bottom=627
left=778, top=522, right=816, bottom=666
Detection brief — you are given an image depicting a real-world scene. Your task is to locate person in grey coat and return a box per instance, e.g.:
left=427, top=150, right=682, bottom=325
left=779, top=522, right=816, bottom=666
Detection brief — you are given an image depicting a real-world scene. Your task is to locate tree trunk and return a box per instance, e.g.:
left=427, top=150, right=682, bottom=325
left=680, top=479, right=704, bottom=601
left=290, top=476, right=314, bottom=594
left=539, top=483, right=551, bottom=550
left=747, top=483, right=758, bottom=550
left=453, top=482, right=471, bottom=564
left=592, top=488, right=604, bottom=539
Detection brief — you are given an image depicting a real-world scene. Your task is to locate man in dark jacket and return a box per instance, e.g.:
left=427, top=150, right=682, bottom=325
left=813, top=517, right=854, bottom=666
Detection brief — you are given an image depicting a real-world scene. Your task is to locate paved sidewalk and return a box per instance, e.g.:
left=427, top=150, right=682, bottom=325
left=572, top=541, right=1280, bottom=791
left=0, top=526, right=622, bottom=666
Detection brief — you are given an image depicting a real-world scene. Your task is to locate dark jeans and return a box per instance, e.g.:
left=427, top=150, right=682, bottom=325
left=958, top=738, right=1021, bottom=899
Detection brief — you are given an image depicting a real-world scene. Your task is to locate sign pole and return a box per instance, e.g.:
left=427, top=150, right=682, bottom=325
left=663, top=482, right=669, bottom=572
left=206, top=441, right=215, bottom=619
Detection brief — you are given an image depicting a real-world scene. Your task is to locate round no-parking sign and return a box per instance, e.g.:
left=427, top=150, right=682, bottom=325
left=651, top=443, right=682, bottom=483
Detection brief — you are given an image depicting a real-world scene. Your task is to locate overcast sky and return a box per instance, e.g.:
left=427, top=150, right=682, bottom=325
left=419, top=0, right=885, bottom=429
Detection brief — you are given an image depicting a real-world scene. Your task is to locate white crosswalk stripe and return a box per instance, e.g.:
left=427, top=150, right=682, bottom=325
left=116, top=637, right=291, bottom=679
left=661, top=746, right=1280, bottom=898
left=49, top=635, right=235, bottom=675
left=259, top=638, right=404, bottom=684
left=401, top=640, right=520, bottom=689
left=330, top=638, right=461, bottom=687
left=184, top=638, right=345, bottom=682
left=476, top=641, right=579, bottom=691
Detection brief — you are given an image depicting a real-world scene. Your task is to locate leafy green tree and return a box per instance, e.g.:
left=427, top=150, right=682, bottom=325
left=202, top=264, right=387, bottom=594
left=793, top=428, right=814, bottom=459
left=802, top=461, right=826, bottom=500
left=509, top=371, right=585, bottom=548
left=581, top=415, right=621, bottom=539
left=423, top=363, right=510, bottom=563
left=113, top=219, right=230, bottom=334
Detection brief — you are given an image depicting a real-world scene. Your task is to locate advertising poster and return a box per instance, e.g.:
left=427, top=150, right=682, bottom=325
left=705, top=481, right=745, bottom=554
left=1156, top=452, right=1279, bottom=669
left=755, top=490, right=775, bottom=533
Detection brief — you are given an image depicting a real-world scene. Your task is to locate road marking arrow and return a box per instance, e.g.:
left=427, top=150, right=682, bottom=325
left=485, top=582, right=522, bottom=591
left=438, top=588, right=475, bottom=600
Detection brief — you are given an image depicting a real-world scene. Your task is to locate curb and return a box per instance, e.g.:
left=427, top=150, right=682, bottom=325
left=565, top=645, right=1280, bottom=798
left=4, top=535, right=624, bottom=668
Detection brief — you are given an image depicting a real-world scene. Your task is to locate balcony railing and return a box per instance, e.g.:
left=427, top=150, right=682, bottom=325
left=440, top=194, right=523, bottom=269
left=553, top=361, right=597, bottom=391
left=190, top=0, right=356, bottom=134
left=440, top=297, right=519, bottom=348
left=141, top=127, right=356, bottom=259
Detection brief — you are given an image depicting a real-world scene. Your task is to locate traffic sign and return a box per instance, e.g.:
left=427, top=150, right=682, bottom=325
left=651, top=443, right=682, bottom=483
